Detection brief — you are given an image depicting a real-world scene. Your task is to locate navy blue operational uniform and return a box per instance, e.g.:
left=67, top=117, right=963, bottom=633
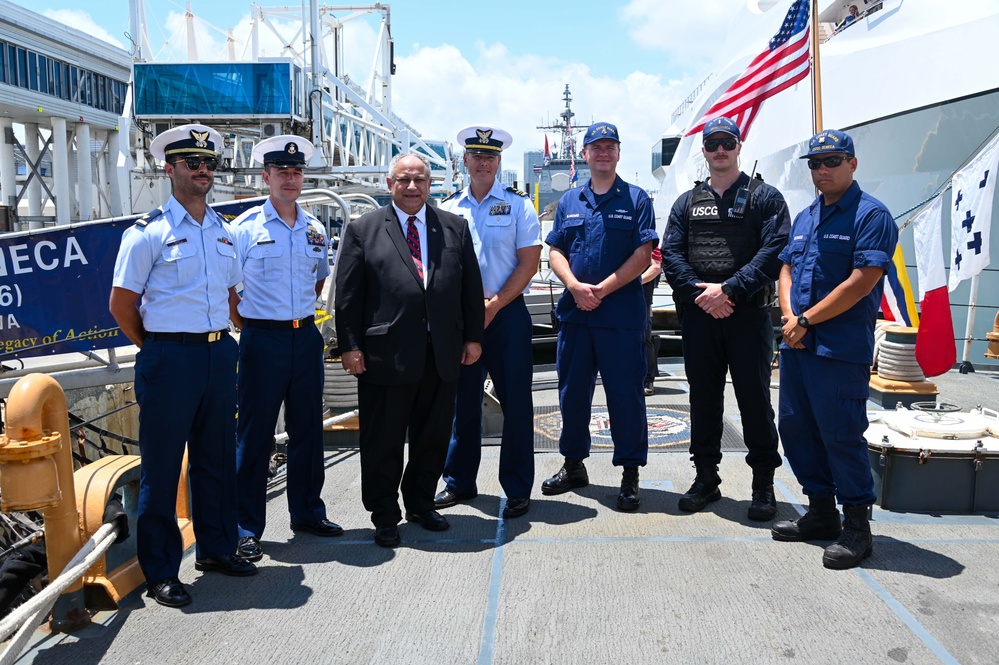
left=232, top=194, right=332, bottom=543
left=439, top=176, right=541, bottom=504
left=546, top=175, right=658, bottom=467
left=772, top=129, right=896, bottom=569
left=778, top=179, right=896, bottom=505
left=663, top=173, right=789, bottom=479
left=113, top=195, right=241, bottom=585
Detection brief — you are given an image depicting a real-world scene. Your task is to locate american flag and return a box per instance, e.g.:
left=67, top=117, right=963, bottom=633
left=686, top=0, right=811, bottom=140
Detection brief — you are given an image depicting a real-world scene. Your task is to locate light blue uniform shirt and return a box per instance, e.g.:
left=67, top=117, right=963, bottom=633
left=439, top=180, right=542, bottom=298
left=112, top=196, right=240, bottom=333
left=232, top=198, right=330, bottom=320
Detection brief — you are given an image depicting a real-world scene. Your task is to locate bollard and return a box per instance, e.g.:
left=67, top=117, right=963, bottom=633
left=0, top=374, right=89, bottom=631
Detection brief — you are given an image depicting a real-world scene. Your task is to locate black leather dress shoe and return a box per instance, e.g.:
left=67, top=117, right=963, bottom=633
left=405, top=510, right=450, bottom=531
left=146, top=577, right=191, bottom=608
left=195, top=553, right=258, bottom=577
left=236, top=536, right=263, bottom=562
left=502, top=497, right=531, bottom=519
left=290, top=518, right=344, bottom=537
left=434, top=488, right=478, bottom=509
left=374, top=525, right=401, bottom=548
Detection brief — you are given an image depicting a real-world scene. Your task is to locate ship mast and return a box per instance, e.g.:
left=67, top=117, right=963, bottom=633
left=537, top=84, right=582, bottom=162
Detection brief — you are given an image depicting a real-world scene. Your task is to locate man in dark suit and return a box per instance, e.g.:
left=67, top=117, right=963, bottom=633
left=335, top=153, right=485, bottom=547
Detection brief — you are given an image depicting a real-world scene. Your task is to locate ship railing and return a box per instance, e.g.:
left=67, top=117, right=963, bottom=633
left=0, top=522, right=120, bottom=665
left=671, top=74, right=714, bottom=125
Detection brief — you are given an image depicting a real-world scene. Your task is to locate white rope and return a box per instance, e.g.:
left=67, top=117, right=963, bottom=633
left=0, top=522, right=119, bottom=665
left=274, top=409, right=359, bottom=445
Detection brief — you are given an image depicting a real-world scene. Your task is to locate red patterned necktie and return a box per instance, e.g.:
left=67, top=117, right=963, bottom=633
left=406, top=215, right=424, bottom=280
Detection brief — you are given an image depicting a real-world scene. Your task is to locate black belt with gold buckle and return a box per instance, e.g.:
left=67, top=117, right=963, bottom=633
left=243, top=315, right=315, bottom=330
left=146, top=330, right=228, bottom=343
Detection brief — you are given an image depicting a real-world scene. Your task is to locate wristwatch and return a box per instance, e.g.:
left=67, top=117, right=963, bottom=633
left=721, top=282, right=734, bottom=297
left=797, top=314, right=810, bottom=329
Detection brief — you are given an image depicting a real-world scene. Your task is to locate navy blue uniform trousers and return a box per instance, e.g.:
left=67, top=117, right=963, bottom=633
left=556, top=323, right=648, bottom=467
left=778, top=348, right=876, bottom=505
left=236, top=325, right=327, bottom=540
left=134, top=335, right=238, bottom=583
left=680, top=303, right=781, bottom=476
left=443, top=296, right=534, bottom=499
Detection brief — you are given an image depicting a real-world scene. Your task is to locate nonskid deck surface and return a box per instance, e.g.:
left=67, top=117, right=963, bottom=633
left=14, top=365, right=999, bottom=665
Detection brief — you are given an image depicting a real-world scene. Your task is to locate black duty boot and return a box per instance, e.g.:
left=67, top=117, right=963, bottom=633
left=677, top=467, right=721, bottom=512
left=822, top=504, right=873, bottom=569
left=541, top=458, right=589, bottom=495
left=748, top=486, right=777, bottom=521
left=771, top=496, right=842, bottom=542
left=617, top=466, right=641, bottom=512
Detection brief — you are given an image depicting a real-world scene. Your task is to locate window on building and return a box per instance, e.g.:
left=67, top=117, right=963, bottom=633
left=69, top=65, right=78, bottom=101
left=7, top=45, right=16, bottom=86
left=0, top=42, right=5, bottom=84
left=38, top=55, right=48, bottom=94
left=28, top=52, right=38, bottom=90
left=17, top=48, right=27, bottom=89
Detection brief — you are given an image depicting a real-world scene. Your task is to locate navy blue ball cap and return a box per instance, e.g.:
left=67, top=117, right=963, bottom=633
left=583, top=122, right=620, bottom=146
left=702, top=117, right=740, bottom=141
left=800, top=129, right=855, bottom=158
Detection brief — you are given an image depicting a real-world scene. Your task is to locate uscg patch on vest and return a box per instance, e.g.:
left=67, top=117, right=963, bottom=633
left=689, top=204, right=720, bottom=219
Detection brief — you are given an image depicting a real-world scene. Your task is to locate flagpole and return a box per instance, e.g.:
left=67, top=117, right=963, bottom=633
left=810, top=0, right=824, bottom=133
left=960, top=274, right=980, bottom=373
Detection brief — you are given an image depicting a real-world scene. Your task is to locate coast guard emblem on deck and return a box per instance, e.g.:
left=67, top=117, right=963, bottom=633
left=476, top=129, right=493, bottom=144
left=191, top=130, right=209, bottom=148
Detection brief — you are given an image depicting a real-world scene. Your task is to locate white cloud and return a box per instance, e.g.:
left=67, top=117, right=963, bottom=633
left=42, top=9, right=126, bottom=50
left=619, top=0, right=754, bottom=66
left=393, top=42, right=692, bottom=189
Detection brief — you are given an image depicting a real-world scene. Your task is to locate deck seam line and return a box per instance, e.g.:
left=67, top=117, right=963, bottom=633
left=855, top=568, right=960, bottom=665
left=476, top=495, right=507, bottom=665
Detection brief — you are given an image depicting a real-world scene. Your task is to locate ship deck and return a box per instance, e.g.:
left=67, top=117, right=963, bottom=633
left=10, top=362, right=999, bottom=664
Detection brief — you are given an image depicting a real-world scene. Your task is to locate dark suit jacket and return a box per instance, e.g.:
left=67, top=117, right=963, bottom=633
left=334, top=204, right=484, bottom=385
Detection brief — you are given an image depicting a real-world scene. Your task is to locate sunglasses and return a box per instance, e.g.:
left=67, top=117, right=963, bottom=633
left=704, top=138, right=738, bottom=152
left=807, top=155, right=849, bottom=170
left=173, top=156, right=219, bottom=172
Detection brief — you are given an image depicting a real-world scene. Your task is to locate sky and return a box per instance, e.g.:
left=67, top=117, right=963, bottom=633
left=13, top=0, right=769, bottom=190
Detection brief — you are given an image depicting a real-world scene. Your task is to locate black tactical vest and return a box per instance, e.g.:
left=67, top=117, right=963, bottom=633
left=686, top=177, right=764, bottom=282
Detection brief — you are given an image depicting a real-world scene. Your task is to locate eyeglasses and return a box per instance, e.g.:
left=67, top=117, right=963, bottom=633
left=704, top=138, right=738, bottom=152
left=807, top=155, right=849, bottom=170
left=393, top=176, right=429, bottom=187
left=173, top=156, right=219, bottom=172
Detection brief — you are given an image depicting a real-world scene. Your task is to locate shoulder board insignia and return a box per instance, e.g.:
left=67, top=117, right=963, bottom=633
left=506, top=187, right=528, bottom=198
left=135, top=207, right=165, bottom=228
left=442, top=191, right=460, bottom=203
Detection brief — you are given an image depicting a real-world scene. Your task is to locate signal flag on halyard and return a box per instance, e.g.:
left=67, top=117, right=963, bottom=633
left=881, top=244, right=919, bottom=328
left=685, top=0, right=811, bottom=140
left=948, top=131, right=998, bottom=291
left=543, top=134, right=551, bottom=166
left=911, top=196, right=956, bottom=377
